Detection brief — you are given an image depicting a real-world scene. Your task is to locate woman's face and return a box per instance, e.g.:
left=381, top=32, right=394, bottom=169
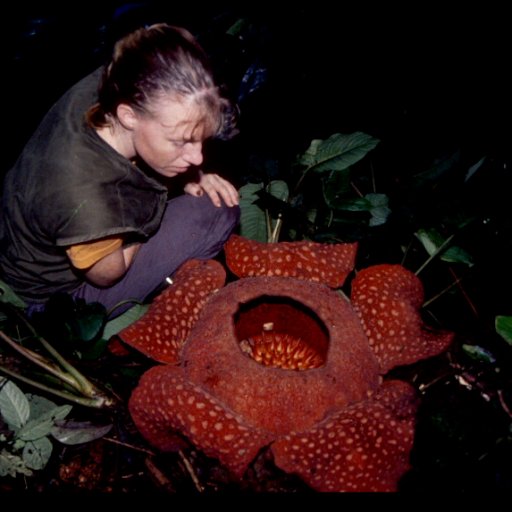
left=130, top=94, right=213, bottom=178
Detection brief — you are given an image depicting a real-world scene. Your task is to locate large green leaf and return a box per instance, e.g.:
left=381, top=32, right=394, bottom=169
left=0, top=378, right=30, bottom=430
left=298, top=132, right=379, bottom=174
left=23, top=437, right=53, bottom=470
left=496, top=316, right=512, bottom=346
left=102, top=303, right=149, bottom=340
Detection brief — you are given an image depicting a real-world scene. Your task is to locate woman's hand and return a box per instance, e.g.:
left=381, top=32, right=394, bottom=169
left=184, top=170, right=239, bottom=207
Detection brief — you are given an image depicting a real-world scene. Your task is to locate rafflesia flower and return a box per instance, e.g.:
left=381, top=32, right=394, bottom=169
left=119, top=235, right=454, bottom=492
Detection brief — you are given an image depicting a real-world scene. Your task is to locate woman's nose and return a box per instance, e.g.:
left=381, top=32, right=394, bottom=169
left=184, top=142, right=203, bottom=166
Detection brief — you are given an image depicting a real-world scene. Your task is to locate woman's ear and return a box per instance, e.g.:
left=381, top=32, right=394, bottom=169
left=116, top=104, right=138, bottom=130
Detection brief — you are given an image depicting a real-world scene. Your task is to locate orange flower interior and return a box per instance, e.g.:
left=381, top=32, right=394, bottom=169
left=234, top=296, right=328, bottom=370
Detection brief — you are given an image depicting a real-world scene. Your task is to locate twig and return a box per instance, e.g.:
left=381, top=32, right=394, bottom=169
left=418, top=371, right=454, bottom=393
left=350, top=181, right=364, bottom=198
left=415, top=233, right=455, bottom=276
left=422, top=274, right=465, bottom=309
left=401, top=238, right=414, bottom=266
left=497, top=390, right=512, bottom=419
left=448, top=266, right=479, bottom=319
left=144, top=457, right=176, bottom=493
left=103, top=436, right=156, bottom=456
left=178, top=450, right=204, bottom=493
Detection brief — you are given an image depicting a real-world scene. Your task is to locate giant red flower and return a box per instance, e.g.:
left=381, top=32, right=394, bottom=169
left=120, top=235, right=453, bottom=492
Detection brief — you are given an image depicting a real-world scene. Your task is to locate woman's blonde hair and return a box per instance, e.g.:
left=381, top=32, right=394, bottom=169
left=86, top=24, right=237, bottom=140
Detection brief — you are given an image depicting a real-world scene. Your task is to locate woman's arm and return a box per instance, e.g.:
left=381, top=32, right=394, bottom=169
left=83, top=243, right=140, bottom=287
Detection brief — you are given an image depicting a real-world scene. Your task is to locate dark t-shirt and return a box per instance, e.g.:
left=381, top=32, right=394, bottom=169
left=0, top=67, right=168, bottom=302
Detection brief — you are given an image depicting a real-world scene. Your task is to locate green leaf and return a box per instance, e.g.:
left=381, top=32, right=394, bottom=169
left=366, top=193, right=391, bottom=227
left=369, top=205, right=391, bottom=227
left=298, top=132, right=379, bottom=174
left=102, top=303, right=149, bottom=340
left=18, top=405, right=72, bottom=441
left=496, top=316, right=512, bottom=345
left=26, top=394, right=57, bottom=419
left=0, top=450, right=33, bottom=477
left=51, top=420, right=112, bottom=445
left=0, top=279, right=27, bottom=308
left=238, top=182, right=268, bottom=242
left=266, top=180, right=289, bottom=203
left=462, top=344, right=496, bottom=363
left=337, top=197, right=371, bottom=212
left=415, top=228, right=474, bottom=266
left=23, top=437, right=53, bottom=470
left=238, top=181, right=289, bottom=242
left=70, top=302, right=107, bottom=342
left=0, top=378, right=30, bottom=429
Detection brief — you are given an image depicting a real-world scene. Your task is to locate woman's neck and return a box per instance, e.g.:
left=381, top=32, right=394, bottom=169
left=96, top=119, right=135, bottom=159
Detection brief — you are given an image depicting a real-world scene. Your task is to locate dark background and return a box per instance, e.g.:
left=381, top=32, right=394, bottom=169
left=3, top=1, right=510, bottom=173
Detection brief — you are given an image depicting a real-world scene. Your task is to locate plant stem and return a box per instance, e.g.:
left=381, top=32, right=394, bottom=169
left=422, top=274, right=465, bottom=309
left=0, top=364, right=113, bottom=408
left=107, top=299, right=144, bottom=319
left=292, top=166, right=312, bottom=196
left=448, top=266, right=479, bottom=319
left=103, top=436, right=155, bottom=456
left=269, top=213, right=283, bottom=243
left=0, top=330, right=77, bottom=390
left=5, top=307, right=105, bottom=398
left=265, top=207, right=273, bottom=243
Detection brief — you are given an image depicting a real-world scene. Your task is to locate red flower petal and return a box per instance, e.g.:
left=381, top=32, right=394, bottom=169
left=117, top=259, right=226, bottom=364
left=129, top=365, right=274, bottom=477
left=271, top=380, right=417, bottom=492
left=351, top=264, right=454, bottom=373
left=224, top=234, right=358, bottom=288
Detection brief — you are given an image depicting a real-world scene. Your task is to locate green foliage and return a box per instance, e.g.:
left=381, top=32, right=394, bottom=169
left=238, top=180, right=289, bottom=242
left=0, top=280, right=26, bottom=322
left=102, top=304, right=149, bottom=341
left=0, top=377, right=71, bottom=476
left=0, top=377, right=113, bottom=478
left=298, top=132, right=380, bottom=174
left=238, top=132, right=381, bottom=243
left=496, top=316, right=512, bottom=346
left=415, top=228, right=474, bottom=267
